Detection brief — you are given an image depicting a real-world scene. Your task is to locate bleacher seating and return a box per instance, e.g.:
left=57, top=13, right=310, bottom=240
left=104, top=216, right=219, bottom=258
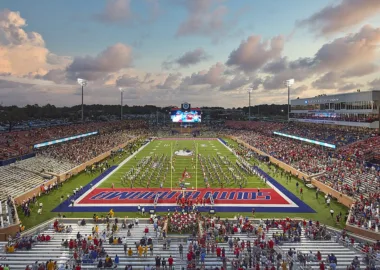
left=0, top=219, right=375, bottom=269
left=0, top=120, right=148, bottom=161
left=13, top=155, right=76, bottom=175
left=0, top=220, right=183, bottom=269
left=0, top=165, right=46, bottom=202
left=0, top=197, right=17, bottom=228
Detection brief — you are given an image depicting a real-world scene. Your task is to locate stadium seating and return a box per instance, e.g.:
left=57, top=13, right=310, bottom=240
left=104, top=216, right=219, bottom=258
left=0, top=120, right=148, bottom=160
left=0, top=219, right=374, bottom=269
left=0, top=165, right=45, bottom=202
left=13, top=155, right=76, bottom=175
left=38, top=130, right=137, bottom=165
left=0, top=197, right=17, bottom=228
left=277, top=123, right=370, bottom=147
left=225, top=120, right=374, bottom=148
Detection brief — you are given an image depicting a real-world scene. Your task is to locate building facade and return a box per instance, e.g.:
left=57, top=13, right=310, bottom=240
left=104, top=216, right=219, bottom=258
left=290, top=90, right=380, bottom=129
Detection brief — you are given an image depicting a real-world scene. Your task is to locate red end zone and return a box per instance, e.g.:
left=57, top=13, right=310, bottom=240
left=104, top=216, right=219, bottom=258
left=77, top=188, right=290, bottom=205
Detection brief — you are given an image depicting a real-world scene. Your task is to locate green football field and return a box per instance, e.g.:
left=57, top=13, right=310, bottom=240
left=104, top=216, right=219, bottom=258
left=99, top=139, right=268, bottom=189
left=18, top=137, right=349, bottom=230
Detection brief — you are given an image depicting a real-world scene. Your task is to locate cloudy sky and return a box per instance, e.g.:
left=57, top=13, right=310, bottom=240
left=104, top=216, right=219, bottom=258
left=1, top=0, right=380, bottom=108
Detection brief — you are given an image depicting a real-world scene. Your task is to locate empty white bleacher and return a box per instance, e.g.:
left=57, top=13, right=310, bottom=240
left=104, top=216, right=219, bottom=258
left=14, top=155, right=76, bottom=175
left=1, top=200, right=10, bottom=228
left=0, top=165, right=45, bottom=202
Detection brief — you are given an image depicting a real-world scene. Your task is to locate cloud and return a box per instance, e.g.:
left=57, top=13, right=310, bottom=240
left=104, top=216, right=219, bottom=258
left=93, top=0, right=134, bottom=24
left=226, top=35, right=285, bottom=73
left=162, top=48, right=209, bottom=69
left=219, top=74, right=251, bottom=91
left=298, top=0, right=380, bottom=35
left=312, top=72, right=341, bottom=89
left=176, top=48, right=209, bottom=67
left=254, top=25, right=380, bottom=91
left=157, top=73, right=182, bottom=90
left=0, top=9, right=69, bottom=76
left=262, top=57, right=288, bottom=74
left=66, top=43, right=133, bottom=81
left=338, top=83, right=363, bottom=91
left=313, top=25, right=380, bottom=71
left=181, top=62, right=225, bottom=87
left=368, top=78, right=380, bottom=89
left=292, top=85, right=308, bottom=96
left=116, top=74, right=140, bottom=87
left=341, top=63, right=378, bottom=78
left=0, top=9, right=44, bottom=46
left=176, top=0, right=229, bottom=38
left=38, top=69, right=68, bottom=84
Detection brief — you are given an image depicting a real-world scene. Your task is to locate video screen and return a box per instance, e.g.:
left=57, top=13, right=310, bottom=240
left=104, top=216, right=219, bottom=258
left=171, top=110, right=201, bottom=123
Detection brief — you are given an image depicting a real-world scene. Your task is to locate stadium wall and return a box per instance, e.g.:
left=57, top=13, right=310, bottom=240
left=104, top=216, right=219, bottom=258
left=13, top=137, right=138, bottom=205
left=228, top=136, right=355, bottom=208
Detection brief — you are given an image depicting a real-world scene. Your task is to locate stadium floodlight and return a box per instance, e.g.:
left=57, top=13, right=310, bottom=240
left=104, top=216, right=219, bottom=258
left=118, top=87, right=125, bottom=120
left=285, top=79, right=294, bottom=121
left=77, top=78, right=88, bottom=122
left=247, top=88, right=253, bottom=121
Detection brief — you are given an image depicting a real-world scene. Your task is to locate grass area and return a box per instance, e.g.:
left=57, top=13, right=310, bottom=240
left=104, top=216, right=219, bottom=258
left=99, top=139, right=267, bottom=189
left=18, top=137, right=348, bottom=231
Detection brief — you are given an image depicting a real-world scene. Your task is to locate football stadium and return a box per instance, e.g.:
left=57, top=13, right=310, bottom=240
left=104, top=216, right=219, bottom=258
left=1, top=1, right=380, bottom=269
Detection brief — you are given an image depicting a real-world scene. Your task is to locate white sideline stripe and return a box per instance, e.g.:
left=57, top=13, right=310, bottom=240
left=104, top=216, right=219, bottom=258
left=75, top=141, right=152, bottom=205
left=217, top=138, right=297, bottom=207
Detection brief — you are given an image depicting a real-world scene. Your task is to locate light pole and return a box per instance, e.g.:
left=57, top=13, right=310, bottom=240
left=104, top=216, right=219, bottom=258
left=247, top=88, right=253, bottom=120
left=77, top=78, right=87, bottom=122
left=118, top=87, right=124, bottom=120
left=285, top=79, right=294, bottom=121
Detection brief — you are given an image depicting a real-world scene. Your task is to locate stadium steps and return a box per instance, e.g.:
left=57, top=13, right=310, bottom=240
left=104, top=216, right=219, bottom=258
left=0, top=221, right=372, bottom=270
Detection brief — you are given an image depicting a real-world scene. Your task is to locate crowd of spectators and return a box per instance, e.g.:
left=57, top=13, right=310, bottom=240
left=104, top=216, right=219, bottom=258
left=348, top=193, right=380, bottom=231
left=225, top=121, right=285, bottom=135
left=223, top=122, right=380, bottom=201
left=223, top=121, right=380, bottom=237
left=189, top=213, right=350, bottom=270
left=225, top=120, right=373, bottom=147
left=38, top=130, right=140, bottom=165
left=0, top=120, right=148, bottom=160
left=278, top=123, right=371, bottom=147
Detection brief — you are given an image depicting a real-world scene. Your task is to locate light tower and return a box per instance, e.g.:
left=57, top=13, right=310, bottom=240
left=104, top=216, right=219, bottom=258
left=77, top=78, right=87, bottom=122
left=247, top=88, right=253, bottom=120
left=118, top=87, right=124, bottom=120
left=285, top=79, right=294, bottom=121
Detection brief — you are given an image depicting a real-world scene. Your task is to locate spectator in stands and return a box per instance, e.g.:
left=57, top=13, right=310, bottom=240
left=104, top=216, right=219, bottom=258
left=168, top=255, right=174, bottom=269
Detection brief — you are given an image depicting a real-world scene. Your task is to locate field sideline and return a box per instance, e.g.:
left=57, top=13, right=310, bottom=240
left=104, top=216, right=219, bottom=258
left=17, top=137, right=348, bottom=230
